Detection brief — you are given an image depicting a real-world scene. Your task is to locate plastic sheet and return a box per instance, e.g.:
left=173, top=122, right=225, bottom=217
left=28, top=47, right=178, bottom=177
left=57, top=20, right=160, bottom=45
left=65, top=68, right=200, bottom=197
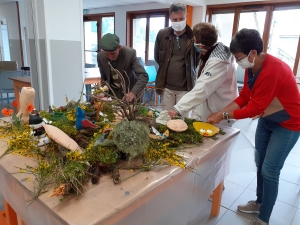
left=0, top=124, right=240, bottom=225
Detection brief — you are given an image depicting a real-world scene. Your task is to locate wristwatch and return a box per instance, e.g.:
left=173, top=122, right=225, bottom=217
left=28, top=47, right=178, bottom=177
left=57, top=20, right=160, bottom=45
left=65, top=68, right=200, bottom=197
left=222, top=112, right=230, bottom=123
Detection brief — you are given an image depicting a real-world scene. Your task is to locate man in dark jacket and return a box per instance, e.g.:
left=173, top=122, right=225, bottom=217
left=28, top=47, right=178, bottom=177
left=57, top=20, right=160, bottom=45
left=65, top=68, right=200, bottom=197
left=97, top=33, right=148, bottom=102
left=154, top=3, right=199, bottom=110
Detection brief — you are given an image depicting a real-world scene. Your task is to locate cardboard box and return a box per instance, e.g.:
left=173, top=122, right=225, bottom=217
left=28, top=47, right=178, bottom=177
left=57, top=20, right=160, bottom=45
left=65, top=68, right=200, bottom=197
left=0, top=61, right=18, bottom=71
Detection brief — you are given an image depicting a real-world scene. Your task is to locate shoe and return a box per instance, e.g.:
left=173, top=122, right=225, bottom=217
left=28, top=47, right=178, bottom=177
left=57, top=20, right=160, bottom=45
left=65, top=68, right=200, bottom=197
left=250, top=218, right=268, bottom=225
left=238, top=200, right=260, bottom=213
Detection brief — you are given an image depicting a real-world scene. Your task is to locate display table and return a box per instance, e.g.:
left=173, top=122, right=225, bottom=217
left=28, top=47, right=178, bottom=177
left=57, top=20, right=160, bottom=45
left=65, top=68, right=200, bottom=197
left=8, top=76, right=31, bottom=108
left=0, top=123, right=239, bottom=225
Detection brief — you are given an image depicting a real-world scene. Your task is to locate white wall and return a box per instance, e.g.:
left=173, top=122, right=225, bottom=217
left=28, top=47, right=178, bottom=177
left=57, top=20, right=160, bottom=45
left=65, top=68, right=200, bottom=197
left=0, top=2, right=19, bottom=39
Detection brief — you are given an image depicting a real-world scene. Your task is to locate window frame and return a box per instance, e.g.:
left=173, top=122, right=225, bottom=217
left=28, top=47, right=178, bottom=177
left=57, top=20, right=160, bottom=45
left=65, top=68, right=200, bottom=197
left=83, top=13, right=115, bottom=64
left=126, top=9, right=169, bottom=64
left=206, top=0, right=300, bottom=75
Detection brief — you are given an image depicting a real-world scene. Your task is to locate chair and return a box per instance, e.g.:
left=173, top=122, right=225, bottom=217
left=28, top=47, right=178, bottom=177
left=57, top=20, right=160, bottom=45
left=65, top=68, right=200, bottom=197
left=84, top=64, right=96, bottom=101
left=85, top=63, right=96, bottom=68
left=146, top=59, right=158, bottom=72
left=0, top=70, right=24, bottom=104
left=144, top=65, right=160, bottom=108
left=137, top=57, right=146, bottom=66
left=236, top=65, right=245, bottom=92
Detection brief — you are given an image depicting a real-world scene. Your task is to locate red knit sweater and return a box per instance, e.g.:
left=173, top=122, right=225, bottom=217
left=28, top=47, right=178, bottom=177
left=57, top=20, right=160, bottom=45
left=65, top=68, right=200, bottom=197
left=233, top=54, right=300, bottom=131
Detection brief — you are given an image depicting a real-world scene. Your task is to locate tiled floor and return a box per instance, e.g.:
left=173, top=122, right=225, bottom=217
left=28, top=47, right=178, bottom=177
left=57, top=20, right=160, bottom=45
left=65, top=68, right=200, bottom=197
left=198, top=118, right=300, bottom=225
left=1, top=96, right=300, bottom=224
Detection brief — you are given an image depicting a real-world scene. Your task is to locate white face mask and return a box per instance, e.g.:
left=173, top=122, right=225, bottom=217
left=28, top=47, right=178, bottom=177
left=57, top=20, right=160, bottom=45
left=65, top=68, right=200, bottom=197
left=237, top=51, right=255, bottom=69
left=171, top=19, right=186, bottom=32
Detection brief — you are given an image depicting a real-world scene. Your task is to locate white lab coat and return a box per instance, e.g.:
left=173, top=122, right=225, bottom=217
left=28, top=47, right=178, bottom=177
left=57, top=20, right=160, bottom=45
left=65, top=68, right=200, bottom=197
left=173, top=42, right=238, bottom=123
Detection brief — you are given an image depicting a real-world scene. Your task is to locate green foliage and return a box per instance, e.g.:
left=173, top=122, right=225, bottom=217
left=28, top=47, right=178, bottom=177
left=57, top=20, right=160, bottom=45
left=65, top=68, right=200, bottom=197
left=52, top=118, right=78, bottom=136
left=100, top=103, right=115, bottom=122
left=156, top=118, right=203, bottom=147
left=39, top=110, right=51, bottom=121
left=112, top=121, right=150, bottom=160
left=53, top=159, right=89, bottom=195
left=138, top=107, right=149, bottom=117
left=85, top=145, right=118, bottom=165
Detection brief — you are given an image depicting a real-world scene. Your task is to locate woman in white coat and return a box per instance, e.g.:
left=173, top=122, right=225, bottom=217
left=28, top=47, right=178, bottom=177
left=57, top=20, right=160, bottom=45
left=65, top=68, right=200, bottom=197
left=168, top=22, right=238, bottom=124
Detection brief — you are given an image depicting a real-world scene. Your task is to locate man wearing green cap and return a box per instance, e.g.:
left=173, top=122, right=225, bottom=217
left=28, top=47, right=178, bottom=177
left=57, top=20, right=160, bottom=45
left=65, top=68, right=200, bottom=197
left=97, top=33, right=148, bottom=102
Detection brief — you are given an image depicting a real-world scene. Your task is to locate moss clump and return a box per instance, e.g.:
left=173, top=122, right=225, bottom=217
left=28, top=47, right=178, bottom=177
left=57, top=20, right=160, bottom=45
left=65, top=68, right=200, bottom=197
left=112, top=120, right=150, bottom=160
left=85, top=145, right=118, bottom=165
left=52, top=118, right=78, bottom=136
left=156, top=118, right=202, bottom=147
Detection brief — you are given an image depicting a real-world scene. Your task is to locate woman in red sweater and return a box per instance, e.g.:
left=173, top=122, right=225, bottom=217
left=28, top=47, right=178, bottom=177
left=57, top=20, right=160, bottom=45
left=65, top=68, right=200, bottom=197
left=207, top=28, right=300, bottom=225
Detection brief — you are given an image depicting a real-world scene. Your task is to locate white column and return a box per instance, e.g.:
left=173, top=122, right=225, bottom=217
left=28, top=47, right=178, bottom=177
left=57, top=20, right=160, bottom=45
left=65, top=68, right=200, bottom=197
left=25, top=0, right=84, bottom=110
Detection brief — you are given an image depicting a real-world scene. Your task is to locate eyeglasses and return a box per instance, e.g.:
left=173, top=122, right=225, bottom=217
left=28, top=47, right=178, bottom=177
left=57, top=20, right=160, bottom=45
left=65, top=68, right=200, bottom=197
left=194, top=43, right=206, bottom=47
left=175, top=36, right=180, bottom=49
left=235, top=55, right=247, bottom=62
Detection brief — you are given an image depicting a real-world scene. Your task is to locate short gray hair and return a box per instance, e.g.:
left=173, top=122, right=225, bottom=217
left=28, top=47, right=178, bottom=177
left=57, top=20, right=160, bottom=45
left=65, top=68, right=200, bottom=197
left=169, top=3, right=186, bottom=14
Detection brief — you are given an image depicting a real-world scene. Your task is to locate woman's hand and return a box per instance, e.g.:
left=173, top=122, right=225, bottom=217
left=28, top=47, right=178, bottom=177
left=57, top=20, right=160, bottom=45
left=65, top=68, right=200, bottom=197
left=168, top=110, right=178, bottom=119
left=207, top=112, right=223, bottom=124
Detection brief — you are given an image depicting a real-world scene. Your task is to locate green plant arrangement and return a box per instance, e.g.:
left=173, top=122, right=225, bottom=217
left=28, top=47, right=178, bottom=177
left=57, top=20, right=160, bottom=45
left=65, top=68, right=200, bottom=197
left=0, top=70, right=225, bottom=201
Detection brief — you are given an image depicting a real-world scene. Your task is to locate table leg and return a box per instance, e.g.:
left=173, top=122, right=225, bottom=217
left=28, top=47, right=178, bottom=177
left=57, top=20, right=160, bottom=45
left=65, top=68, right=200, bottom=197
left=13, top=83, right=20, bottom=109
left=211, top=181, right=224, bottom=216
left=0, top=209, right=7, bottom=225
left=4, top=199, right=18, bottom=225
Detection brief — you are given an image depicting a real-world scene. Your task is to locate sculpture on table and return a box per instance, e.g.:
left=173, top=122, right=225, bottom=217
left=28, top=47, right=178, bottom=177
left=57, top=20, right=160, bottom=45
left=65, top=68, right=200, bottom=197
left=17, top=87, right=35, bottom=124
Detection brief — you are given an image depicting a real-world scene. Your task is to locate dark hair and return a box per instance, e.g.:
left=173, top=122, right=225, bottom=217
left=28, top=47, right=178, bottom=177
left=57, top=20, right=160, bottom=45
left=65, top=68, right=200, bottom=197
left=230, top=28, right=263, bottom=55
left=193, top=22, right=218, bottom=47
left=169, top=3, right=186, bottom=14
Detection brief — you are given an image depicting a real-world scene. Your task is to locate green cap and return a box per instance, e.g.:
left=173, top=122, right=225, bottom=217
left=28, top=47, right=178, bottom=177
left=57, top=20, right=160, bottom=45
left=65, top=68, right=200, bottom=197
left=99, top=33, right=120, bottom=51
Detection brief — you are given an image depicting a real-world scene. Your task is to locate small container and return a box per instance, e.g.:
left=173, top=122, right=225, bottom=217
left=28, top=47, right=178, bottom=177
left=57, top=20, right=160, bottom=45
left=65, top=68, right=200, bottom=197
left=21, top=66, right=30, bottom=76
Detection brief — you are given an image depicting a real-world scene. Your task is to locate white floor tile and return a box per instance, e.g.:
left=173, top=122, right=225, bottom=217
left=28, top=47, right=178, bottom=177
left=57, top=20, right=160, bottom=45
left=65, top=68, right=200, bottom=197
left=247, top=177, right=300, bottom=208
left=280, top=164, right=300, bottom=185
left=228, top=146, right=256, bottom=174
left=247, top=177, right=257, bottom=191
left=188, top=200, right=227, bottom=225
left=221, top=180, right=245, bottom=209
left=270, top=200, right=298, bottom=225
left=291, top=140, right=300, bottom=155
left=291, top=209, right=300, bottom=225
left=277, top=180, right=300, bottom=207
left=285, top=152, right=300, bottom=168
left=229, top=188, right=258, bottom=221
left=225, top=172, right=256, bottom=188
left=215, top=209, right=252, bottom=225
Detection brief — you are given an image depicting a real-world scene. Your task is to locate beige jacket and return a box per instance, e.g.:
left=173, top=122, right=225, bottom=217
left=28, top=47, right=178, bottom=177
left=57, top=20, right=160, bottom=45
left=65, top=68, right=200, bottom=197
left=173, top=43, right=238, bottom=122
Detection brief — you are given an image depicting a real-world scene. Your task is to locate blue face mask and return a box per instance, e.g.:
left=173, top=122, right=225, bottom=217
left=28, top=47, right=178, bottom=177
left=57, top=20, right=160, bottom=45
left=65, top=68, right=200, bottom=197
left=194, top=43, right=201, bottom=53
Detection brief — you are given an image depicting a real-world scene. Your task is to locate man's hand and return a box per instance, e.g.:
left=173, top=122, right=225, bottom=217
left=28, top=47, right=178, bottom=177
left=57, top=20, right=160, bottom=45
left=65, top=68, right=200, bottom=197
left=123, top=92, right=136, bottom=102
left=168, top=110, right=178, bottom=119
left=207, top=112, right=223, bottom=124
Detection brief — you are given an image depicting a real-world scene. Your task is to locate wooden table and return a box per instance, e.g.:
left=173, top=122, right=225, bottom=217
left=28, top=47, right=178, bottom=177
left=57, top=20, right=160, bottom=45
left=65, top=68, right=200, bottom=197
left=9, top=70, right=101, bottom=105
left=0, top=121, right=240, bottom=225
left=8, top=77, right=31, bottom=107
left=84, top=67, right=101, bottom=85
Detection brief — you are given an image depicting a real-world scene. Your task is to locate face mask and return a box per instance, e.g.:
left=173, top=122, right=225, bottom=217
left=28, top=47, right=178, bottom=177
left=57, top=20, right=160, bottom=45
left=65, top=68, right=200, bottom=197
left=194, top=43, right=201, bottom=53
left=237, top=51, right=255, bottom=69
left=171, top=19, right=186, bottom=32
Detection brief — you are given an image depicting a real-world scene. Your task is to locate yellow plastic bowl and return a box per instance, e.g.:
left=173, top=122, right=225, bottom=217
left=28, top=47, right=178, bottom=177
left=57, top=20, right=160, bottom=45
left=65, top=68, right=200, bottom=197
left=193, top=122, right=220, bottom=137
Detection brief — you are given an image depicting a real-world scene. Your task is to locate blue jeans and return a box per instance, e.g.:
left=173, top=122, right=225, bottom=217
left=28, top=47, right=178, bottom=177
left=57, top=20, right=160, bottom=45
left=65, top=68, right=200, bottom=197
left=255, top=118, right=300, bottom=223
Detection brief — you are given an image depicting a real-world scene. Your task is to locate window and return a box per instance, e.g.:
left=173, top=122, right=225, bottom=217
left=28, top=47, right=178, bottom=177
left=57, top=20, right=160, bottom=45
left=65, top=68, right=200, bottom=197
left=206, top=1, right=300, bottom=76
left=267, top=8, right=300, bottom=72
left=127, top=10, right=169, bottom=65
left=83, top=14, right=115, bottom=67
left=211, top=11, right=234, bottom=47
